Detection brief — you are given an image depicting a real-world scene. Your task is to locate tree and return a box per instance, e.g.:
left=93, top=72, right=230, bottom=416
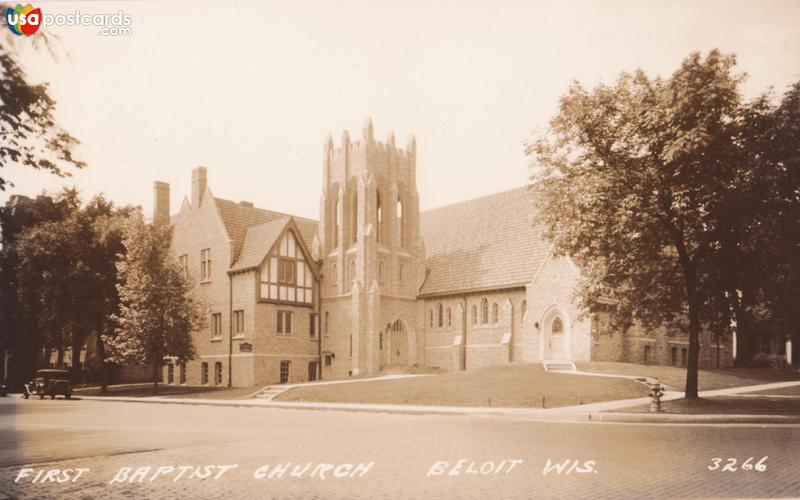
left=0, top=37, right=85, bottom=190
left=0, top=190, right=77, bottom=387
left=528, top=50, right=750, bottom=399
left=13, top=190, right=132, bottom=387
left=104, top=213, right=204, bottom=394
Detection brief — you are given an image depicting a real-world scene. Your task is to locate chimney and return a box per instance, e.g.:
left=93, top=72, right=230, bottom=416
left=192, top=166, right=207, bottom=208
left=153, top=181, right=170, bottom=226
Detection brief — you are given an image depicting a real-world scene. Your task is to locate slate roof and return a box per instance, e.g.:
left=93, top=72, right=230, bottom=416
left=418, top=186, right=552, bottom=297
left=229, top=218, right=289, bottom=272
left=214, top=197, right=318, bottom=266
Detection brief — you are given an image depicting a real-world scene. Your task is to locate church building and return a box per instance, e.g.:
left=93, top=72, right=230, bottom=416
left=154, top=119, right=732, bottom=387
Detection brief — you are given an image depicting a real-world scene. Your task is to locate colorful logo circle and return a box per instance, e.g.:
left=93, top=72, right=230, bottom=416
left=6, top=4, right=42, bottom=36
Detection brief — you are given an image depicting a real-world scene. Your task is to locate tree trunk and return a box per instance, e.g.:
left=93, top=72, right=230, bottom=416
left=71, top=338, right=81, bottom=383
left=152, top=363, right=159, bottom=395
left=685, top=288, right=701, bottom=399
left=670, top=229, right=700, bottom=400
left=731, top=296, right=754, bottom=366
left=96, top=331, right=108, bottom=393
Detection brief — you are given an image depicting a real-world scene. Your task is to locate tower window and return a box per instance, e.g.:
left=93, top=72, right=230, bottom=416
left=429, top=309, right=434, bottom=328
left=376, top=192, right=383, bottom=244
left=447, top=307, right=452, bottom=327
left=481, top=298, right=489, bottom=325
left=492, top=303, right=499, bottom=325
left=396, top=198, right=404, bottom=248
left=471, top=305, right=477, bottom=325
left=437, top=303, right=444, bottom=328
left=333, top=197, right=340, bottom=247
left=351, top=191, right=358, bottom=245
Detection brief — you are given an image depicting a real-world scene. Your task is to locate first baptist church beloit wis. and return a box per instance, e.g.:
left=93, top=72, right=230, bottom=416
left=149, top=118, right=731, bottom=387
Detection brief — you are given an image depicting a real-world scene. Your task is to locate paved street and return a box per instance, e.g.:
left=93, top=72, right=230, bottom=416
left=0, top=397, right=798, bottom=499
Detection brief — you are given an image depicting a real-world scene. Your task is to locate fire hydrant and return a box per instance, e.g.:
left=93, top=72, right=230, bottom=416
left=649, top=382, right=665, bottom=413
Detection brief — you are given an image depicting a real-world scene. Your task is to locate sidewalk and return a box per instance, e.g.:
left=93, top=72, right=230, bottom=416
left=73, top=379, right=800, bottom=425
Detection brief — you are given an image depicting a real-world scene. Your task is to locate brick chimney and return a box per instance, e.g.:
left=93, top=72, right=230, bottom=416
left=153, top=181, right=170, bottom=226
left=192, top=166, right=208, bottom=208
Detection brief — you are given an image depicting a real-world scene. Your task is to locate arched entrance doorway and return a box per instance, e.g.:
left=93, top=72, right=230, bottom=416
left=386, top=319, right=408, bottom=368
left=542, top=308, right=569, bottom=360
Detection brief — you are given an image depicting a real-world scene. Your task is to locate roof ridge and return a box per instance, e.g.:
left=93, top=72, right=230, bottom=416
left=421, top=185, right=531, bottom=214
left=215, top=196, right=319, bottom=223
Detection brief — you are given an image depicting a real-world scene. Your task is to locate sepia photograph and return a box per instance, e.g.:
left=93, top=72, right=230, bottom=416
left=0, top=1, right=799, bottom=498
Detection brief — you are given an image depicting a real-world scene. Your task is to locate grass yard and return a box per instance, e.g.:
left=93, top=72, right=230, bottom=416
left=611, top=396, right=800, bottom=416
left=75, top=384, right=258, bottom=400
left=274, top=363, right=646, bottom=408
left=576, top=362, right=800, bottom=391
left=740, top=385, right=800, bottom=397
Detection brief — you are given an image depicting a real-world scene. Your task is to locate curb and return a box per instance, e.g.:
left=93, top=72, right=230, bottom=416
left=588, top=412, right=800, bottom=425
left=70, top=396, right=800, bottom=425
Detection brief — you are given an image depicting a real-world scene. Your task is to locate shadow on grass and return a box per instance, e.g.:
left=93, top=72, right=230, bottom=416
left=76, top=385, right=258, bottom=400
left=614, top=395, right=800, bottom=415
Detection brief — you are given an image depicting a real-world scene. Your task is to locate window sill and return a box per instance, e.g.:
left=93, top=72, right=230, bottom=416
left=232, top=335, right=246, bottom=340
left=210, top=336, right=223, bottom=342
left=200, top=279, right=212, bottom=285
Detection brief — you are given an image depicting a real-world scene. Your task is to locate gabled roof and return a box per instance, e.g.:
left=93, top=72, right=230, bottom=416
left=214, top=197, right=318, bottom=262
left=229, top=218, right=289, bottom=272
left=419, top=186, right=552, bottom=297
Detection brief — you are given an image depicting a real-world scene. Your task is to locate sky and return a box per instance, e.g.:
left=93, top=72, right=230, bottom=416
left=3, top=0, right=800, bottom=220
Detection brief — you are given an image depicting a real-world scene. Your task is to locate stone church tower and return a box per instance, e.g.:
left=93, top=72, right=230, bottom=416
left=318, top=118, right=425, bottom=377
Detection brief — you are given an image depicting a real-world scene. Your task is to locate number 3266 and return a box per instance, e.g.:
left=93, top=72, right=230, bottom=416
left=708, top=457, right=768, bottom=472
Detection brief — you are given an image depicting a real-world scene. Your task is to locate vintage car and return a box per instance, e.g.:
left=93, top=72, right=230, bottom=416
left=23, top=369, right=72, bottom=400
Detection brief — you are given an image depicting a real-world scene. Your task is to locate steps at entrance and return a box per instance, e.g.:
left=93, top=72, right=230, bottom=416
left=255, top=385, right=290, bottom=401
left=543, top=361, right=577, bottom=372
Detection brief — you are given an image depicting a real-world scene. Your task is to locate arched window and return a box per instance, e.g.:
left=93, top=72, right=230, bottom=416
left=333, top=197, right=340, bottom=247
left=429, top=309, right=434, bottom=328
left=437, top=303, right=443, bottom=328
left=376, top=192, right=382, bottom=244
left=521, top=300, right=527, bottom=323
left=552, top=317, right=564, bottom=336
left=325, top=311, right=329, bottom=335
left=471, top=305, right=477, bottom=325
left=378, top=260, right=385, bottom=284
left=396, top=198, right=404, bottom=248
left=481, top=298, right=489, bottom=325
left=399, top=263, right=405, bottom=282
left=446, top=308, right=452, bottom=327
left=332, top=263, right=338, bottom=285
left=492, top=303, right=499, bottom=324
left=351, top=191, right=358, bottom=245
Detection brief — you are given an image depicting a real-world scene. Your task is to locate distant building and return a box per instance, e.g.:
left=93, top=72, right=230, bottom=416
left=155, top=119, right=732, bottom=387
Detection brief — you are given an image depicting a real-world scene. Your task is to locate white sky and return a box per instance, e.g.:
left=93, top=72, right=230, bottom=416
left=3, top=0, right=799, bottom=219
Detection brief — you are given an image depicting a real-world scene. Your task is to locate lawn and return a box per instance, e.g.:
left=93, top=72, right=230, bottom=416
left=75, top=384, right=258, bottom=400
left=740, top=385, right=800, bottom=396
left=611, top=396, right=800, bottom=416
left=274, top=363, right=646, bottom=408
left=576, top=362, right=800, bottom=391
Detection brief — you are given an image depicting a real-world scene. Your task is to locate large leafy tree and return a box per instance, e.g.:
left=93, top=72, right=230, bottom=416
left=529, top=50, right=754, bottom=398
left=0, top=190, right=77, bottom=386
left=105, top=213, right=204, bottom=394
left=13, top=191, right=131, bottom=386
left=0, top=36, right=85, bottom=190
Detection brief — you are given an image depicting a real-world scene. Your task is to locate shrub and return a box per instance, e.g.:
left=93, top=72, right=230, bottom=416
left=749, top=352, right=788, bottom=369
